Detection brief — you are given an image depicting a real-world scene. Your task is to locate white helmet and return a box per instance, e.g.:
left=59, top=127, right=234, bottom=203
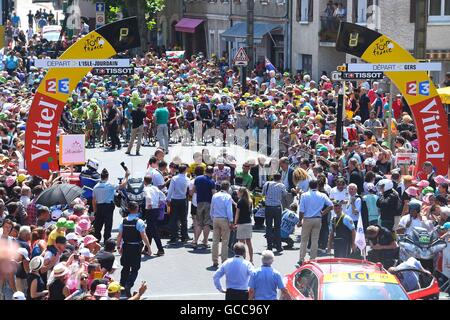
left=377, top=179, right=393, bottom=192
left=86, top=158, right=99, bottom=171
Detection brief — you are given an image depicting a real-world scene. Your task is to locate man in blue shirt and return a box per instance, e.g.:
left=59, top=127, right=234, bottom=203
left=167, top=164, right=190, bottom=244
left=116, top=201, right=152, bottom=297
left=280, top=203, right=299, bottom=249
left=213, top=242, right=254, bottom=300
left=193, top=166, right=216, bottom=248
left=249, top=250, right=288, bottom=300
left=93, top=168, right=129, bottom=243
left=11, top=12, right=21, bottom=28
left=297, top=180, right=333, bottom=267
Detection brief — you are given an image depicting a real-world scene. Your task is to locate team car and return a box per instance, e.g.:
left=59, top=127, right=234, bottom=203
left=281, top=258, right=440, bottom=300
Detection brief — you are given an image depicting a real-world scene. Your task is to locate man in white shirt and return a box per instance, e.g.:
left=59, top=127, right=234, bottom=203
left=344, top=183, right=362, bottom=227
left=151, top=161, right=167, bottom=192
left=330, top=178, right=348, bottom=202
left=397, top=202, right=433, bottom=235
left=143, top=176, right=166, bottom=256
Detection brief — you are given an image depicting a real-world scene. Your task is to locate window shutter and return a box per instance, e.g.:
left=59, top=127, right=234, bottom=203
left=410, top=0, right=416, bottom=23
left=296, top=0, right=301, bottom=21
left=308, top=0, right=313, bottom=22
left=352, top=0, right=358, bottom=22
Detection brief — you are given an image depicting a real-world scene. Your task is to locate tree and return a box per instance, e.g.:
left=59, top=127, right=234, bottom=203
left=92, top=0, right=165, bottom=53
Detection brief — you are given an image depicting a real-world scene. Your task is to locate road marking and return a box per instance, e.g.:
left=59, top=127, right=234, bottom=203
left=143, top=292, right=224, bottom=299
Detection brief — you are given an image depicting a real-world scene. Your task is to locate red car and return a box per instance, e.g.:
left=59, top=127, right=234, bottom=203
left=281, top=258, right=440, bottom=300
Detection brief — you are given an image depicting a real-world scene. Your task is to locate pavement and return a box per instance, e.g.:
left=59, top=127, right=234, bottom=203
left=87, top=141, right=301, bottom=300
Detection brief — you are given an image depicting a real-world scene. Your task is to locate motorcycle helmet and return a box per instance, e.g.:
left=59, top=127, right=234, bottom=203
left=376, top=179, right=393, bottom=192
left=86, top=158, right=99, bottom=171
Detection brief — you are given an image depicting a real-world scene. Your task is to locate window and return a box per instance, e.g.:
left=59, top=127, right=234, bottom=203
left=297, top=0, right=313, bottom=22
left=302, top=54, right=312, bottom=76
left=294, top=269, right=319, bottom=300
left=429, top=0, right=450, bottom=22
left=357, top=0, right=368, bottom=23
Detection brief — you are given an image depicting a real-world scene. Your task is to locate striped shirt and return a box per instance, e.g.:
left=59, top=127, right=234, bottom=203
left=262, top=181, right=287, bottom=207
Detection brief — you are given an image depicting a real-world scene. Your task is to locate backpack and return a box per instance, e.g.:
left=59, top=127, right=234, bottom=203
left=356, top=195, right=369, bottom=231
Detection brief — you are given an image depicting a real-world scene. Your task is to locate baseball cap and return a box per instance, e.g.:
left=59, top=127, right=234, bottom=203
left=13, top=291, right=26, bottom=300
left=107, top=281, right=124, bottom=294
left=79, top=247, right=94, bottom=258
left=66, top=232, right=79, bottom=241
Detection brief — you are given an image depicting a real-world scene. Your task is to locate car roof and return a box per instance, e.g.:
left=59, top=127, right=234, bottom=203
left=305, top=258, right=385, bottom=274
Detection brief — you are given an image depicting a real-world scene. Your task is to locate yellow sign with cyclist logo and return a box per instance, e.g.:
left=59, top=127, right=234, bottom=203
left=323, top=272, right=398, bottom=284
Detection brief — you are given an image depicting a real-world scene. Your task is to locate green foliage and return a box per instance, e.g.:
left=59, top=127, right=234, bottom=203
left=90, top=0, right=165, bottom=29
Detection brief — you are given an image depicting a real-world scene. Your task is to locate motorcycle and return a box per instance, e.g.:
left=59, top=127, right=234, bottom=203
left=114, top=177, right=145, bottom=217
left=398, top=226, right=447, bottom=273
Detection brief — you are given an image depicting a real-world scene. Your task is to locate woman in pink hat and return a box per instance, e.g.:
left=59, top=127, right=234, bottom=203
left=75, top=219, right=91, bottom=237
left=83, top=235, right=100, bottom=255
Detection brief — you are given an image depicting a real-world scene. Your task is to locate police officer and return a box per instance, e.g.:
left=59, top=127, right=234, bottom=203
left=327, top=200, right=356, bottom=258
left=92, top=168, right=129, bottom=242
left=116, top=201, right=152, bottom=297
left=80, top=159, right=101, bottom=213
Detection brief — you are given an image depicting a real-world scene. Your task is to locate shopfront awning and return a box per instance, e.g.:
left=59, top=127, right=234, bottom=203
left=221, top=23, right=282, bottom=42
left=174, top=18, right=204, bottom=33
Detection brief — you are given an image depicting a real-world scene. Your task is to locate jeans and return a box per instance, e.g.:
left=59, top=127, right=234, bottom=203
left=265, top=206, right=282, bottom=249
left=127, top=125, right=144, bottom=153
left=156, top=124, right=169, bottom=151
left=144, top=209, right=163, bottom=251
left=169, top=199, right=188, bottom=240
left=93, top=203, right=115, bottom=242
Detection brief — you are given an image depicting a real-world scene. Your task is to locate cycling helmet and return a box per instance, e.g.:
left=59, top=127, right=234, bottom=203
left=86, top=158, right=99, bottom=171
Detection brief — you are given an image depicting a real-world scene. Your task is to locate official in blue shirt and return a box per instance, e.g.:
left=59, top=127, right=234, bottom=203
left=328, top=200, right=356, bottom=258
left=213, top=243, right=254, bottom=300
left=249, top=250, right=288, bottom=300
left=92, top=168, right=128, bottom=242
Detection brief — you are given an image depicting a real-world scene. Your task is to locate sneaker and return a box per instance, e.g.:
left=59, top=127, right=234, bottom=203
left=125, top=151, right=130, bottom=155
left=167, top=238, right=177, bottom=244
left=276, top=247, right=284, bottom=253
left=136, top=152, right=141, bottom=156
left=212, top=263, right=219, bottom=268
left=156, top=250, right=165, bottom=256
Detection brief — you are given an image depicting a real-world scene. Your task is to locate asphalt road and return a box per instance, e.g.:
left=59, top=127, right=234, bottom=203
left=86, top=141, right=305, bottom=300
left=86, top=141, right=449, bottom=300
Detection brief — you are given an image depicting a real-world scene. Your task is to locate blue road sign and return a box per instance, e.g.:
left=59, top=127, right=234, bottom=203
left=96, top=2, right=105, bottom=12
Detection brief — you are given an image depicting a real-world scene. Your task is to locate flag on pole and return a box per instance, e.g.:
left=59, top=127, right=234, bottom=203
left=166, top=51, right=185, bottom=60
left=265, top=57, right=276, bottom=73
left=355, top=213, right=366, bottom=259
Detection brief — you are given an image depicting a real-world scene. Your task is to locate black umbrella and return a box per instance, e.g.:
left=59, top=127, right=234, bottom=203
left=35, top=183, right=83, bottom=207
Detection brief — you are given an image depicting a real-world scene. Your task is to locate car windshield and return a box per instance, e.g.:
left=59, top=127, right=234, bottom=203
left=322, top=282, right=409, bottom=300
left=43, top=32, right=60, bottom=42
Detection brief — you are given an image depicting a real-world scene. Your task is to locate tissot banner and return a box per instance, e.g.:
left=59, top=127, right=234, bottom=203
left=336, top=22, right=449, bottom=175
left=26, top=17, right=140, bottom=178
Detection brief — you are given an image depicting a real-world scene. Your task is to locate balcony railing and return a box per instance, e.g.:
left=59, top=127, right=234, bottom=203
left=319, top=16, right=346, bottom=43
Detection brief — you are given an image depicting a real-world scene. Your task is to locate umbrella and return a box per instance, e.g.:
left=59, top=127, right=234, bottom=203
left=35, top=184, right=83, bottom=207
left=437, top=86, right=450, bottom=104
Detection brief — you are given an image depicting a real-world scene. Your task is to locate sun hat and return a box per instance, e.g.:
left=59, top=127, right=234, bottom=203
left=107, top=281, right=124, bottom=294
left=56, top=217, right=67, bottom=228
left=66, top=232, right=79, bottom=241
left=65, top=221, right=75, bottom=230
left=364, top=158, right=376, bottom=167
left=79, top=247, right=94, bottom=258
left=76, top=219, right=91, bottom=234
left=434, top=175, right=450, bottom=184
left=30, top=256, right=44, bottom=272
left=83, top=234, right=98, bottom=246
left=353, top=115, right=362, bottom=122
left=5, top=175, right=15, bottom=187
left=405, top=186, right=420, bottom=197
left=52, top=263, right=69, bottom=278
left=366, top=183, right=377, bottom=193
left=17, top=247, right=30, bottom=261
left=94, top=284, right=108, bottom=297
left=440, top=222, right=450, bottom=231
left=422, top=193, right=435, bottom=205
left=422, top=186, right=434, bottom=195
left=416, top=180, right=430, bottom=188
left=17, top=174, right=27, bottom=183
